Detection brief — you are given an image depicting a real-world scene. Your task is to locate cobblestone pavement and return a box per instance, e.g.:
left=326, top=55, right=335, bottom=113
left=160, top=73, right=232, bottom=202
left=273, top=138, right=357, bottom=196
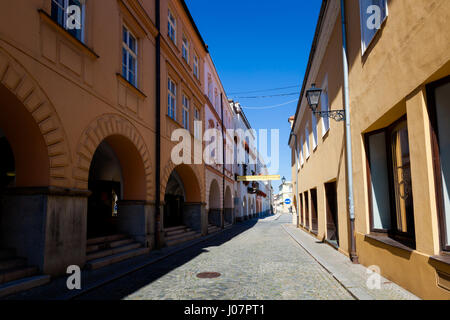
left=77, top=215, right=354, bottom=300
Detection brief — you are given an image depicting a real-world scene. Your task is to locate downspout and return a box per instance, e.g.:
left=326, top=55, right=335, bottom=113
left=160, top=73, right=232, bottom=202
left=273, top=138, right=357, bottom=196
left=155, top=0, right=162, bottom=249
left=291, top=133, right=300, bottom=227
left=221, top=93, right=225, bottom=229
left=340, top=0, right=358, bottom=263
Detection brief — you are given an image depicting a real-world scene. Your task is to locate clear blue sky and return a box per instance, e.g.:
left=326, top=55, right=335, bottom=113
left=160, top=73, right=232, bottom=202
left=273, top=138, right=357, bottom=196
left=185, top=0, right=322, bottom=191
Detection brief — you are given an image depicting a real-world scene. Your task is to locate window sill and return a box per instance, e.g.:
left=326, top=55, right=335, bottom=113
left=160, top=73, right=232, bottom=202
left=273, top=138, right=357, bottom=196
left=365, top=233, right=414, bottom=253
left=116, top=74, right=147, bottom=99
left=430, top=254, right=450, bottom=267
left=166, top=114, right=182, bottom=128
left=38, top=9, right=99, bottom=60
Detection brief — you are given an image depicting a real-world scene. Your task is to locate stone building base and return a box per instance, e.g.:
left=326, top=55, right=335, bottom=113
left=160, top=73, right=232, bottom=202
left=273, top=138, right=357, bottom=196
left=0, top=187, right=89, bottom=276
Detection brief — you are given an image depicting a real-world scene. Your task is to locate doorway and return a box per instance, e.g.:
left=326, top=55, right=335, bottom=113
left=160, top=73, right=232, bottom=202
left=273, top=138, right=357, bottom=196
left=325, top=182, right=339, bottom=247
left=87, top=141, right=123, bottom=239
left=164, top=171, right=186, bottom=229
left=304, top=191, right=309, bottom=229
left=311, top=188, right=318, bottom=234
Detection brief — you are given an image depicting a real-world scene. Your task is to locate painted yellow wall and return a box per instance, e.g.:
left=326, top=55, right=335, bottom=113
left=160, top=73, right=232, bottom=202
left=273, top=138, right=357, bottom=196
left=292, top=16, right=351, bottom=255
left=345, top=0, right=450, bottom=299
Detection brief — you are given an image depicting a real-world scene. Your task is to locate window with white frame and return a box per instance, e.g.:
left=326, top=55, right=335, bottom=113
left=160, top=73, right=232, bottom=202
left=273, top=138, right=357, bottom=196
left=193, top=55, right=199, bottom=79
left=305, top=127, right=310, bottom=159
left=215, top=91, right=219, bottom=109
left=321, top=77, right=330, bottom=136
left=312, top=113, right=318, bottom=150
left=51, top=0, right=86, bottom=42
left=208, top=77, right=213, bottom=101
left=182, top=94, right=190, bottom=130
left=194, top=107, right=201, bottom=139
left=168, top=9, right=176, bottom=44
left=122, top=26, right=138, bottom=87
left=359, top=0, right=388, bottom=54
left=168, top=78, right=176, bottom=120
left=182, top=35, right=189, bottom=63
left=300, top=136, right=304, bottom=166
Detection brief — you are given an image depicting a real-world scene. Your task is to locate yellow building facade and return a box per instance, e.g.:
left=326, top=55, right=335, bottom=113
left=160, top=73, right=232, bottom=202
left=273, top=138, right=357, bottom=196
left=290, top=0, right=450, bottom=299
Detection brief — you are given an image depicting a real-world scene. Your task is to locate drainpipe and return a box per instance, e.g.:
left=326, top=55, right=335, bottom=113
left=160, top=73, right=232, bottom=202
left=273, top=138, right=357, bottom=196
left=340, top=0, right=358, bottom=263
left=155, top=0, right=162, bottom=249
left=290, top=132, right=300, bottom=227
left=221, top=93, right=225, bottom=228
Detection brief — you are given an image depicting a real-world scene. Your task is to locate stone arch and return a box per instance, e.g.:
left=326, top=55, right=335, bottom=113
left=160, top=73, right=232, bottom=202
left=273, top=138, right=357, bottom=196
left=161, top=162, right=204, bottom=203
left=208, top=178, right=221, bottom=209
left=224, top=186, right=232, bottom=209
left=74, top=114, right=153, bottom=200
left=0, top=47, right=71, bottom=187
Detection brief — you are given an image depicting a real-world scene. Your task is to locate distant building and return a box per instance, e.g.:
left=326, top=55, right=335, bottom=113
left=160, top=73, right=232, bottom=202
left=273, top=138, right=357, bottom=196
left=274, top=180, right=294, bottom=215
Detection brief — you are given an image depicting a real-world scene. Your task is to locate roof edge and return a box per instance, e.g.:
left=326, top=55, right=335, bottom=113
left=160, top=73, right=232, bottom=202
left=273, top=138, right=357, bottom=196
left=289, top=0, right=329, bottom=145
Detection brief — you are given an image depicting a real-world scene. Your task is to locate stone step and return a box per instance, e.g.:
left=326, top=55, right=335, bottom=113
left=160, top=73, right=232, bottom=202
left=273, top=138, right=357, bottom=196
left=165, top=227, right=190, bottom=237
left=86, top=238, right=134, bottom=253
left=86, top=247, right=150, bottom=270
left=0, top=266, right=38, bottom=285
left=166, top=232, right=201, bottom=247
left=208, top=226, right=221, bottom=234
left=87, top=242, right=142, bottom=261
left=0, top=249, right=16, bottom=260
left=165, top=230, right=197, bottom=242
left=0, top=275, right=51, bottom=298
left=86, top=234, right=127, bottom=246
left=164, top=225, right=187, bottom=233
left=0, top=258, right=27, bottom=272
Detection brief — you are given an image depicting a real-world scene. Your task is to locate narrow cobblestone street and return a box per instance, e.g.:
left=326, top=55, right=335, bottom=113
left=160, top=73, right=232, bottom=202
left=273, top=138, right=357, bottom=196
left=74, top=215, right=354, bottom=300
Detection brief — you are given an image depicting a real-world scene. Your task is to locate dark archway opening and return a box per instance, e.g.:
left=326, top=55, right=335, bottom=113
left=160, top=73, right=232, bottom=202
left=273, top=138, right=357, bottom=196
left=208, top=180, right=221, bottom=227
left=0, top=130, right=15, bottom=189
left=87, top=141, right=123, bottom=239
left=0, top=130, right=15, bottom=249
left=224, top=187, right=233, bottom=224
left=311, top=188, right=318, bottom=234
left=164, top=171, right=185, bottom=229
left=325, top=182, right=339, bottom=247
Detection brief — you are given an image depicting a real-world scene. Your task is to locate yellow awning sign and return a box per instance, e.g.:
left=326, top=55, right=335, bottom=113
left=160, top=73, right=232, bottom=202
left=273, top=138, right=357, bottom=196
left=237, top=175, right=280, bottom=182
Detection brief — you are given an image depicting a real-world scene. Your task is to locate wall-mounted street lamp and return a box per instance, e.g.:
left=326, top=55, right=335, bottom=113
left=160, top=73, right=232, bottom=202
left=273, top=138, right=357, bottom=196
left=281, top=176, right=286, bottom=185
left=305, top=84, right=345, bottom=122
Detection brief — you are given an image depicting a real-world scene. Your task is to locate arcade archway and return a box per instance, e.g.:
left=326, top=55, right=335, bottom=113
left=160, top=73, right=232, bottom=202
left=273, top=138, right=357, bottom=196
left=244, top=196, right=248, bottom=219
left=224, top=186, right=233, bottom=224
left=164, top=171, right=185, bottom=229
left=163, top=164, right=203, bottom=233
left=87, top=135, right=147, bottom=239
left=0, top=130, right=15, bottom=189
left=208, top=179, right=222, bottom=227
left=0, top=80, right=52, bottom=274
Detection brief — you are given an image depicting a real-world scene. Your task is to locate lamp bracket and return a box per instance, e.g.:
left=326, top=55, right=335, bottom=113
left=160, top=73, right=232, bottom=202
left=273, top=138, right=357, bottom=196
left=313, top=110, right=345, bottom=122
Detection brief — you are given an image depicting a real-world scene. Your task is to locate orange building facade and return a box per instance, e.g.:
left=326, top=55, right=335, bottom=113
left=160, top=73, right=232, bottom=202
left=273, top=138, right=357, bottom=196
left=0, top=0, right=228, bottom=294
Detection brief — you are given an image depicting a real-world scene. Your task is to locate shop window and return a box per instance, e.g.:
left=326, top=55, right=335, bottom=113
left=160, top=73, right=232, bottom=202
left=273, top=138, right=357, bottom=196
left=427, top=77, right=450, bottom=251
left=366, top=117, right=415, bottom=248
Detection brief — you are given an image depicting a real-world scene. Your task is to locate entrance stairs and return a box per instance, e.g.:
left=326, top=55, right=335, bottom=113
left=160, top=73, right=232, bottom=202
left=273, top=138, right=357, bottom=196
left=164, top=226, right=201, bottom=247
left=85, top=234, right=149, bottom=270
left=0, top=248, right=50, bottom=298
left=208, top=224, right=222, bottom=234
